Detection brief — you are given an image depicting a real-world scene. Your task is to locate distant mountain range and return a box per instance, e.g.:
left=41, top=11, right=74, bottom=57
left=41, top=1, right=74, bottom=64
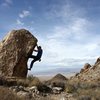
left=32, top=67, right=80, bottom=76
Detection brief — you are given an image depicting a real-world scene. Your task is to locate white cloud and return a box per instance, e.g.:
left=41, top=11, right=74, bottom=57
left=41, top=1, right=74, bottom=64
left=53, top=57, right=96, bottom=67
left=48, top=18, right=89, bottom=41
left=45, top=1, right=85, bottom=22
left=19, top=10, right=31, bottom=18
left=1, top=0, right=12, bottom=7
left=71, top=18, right=88, bottom=33
left=37, top=32, right=100, bottom=69
left=6, top=0, right=12, bottom=4
left=28, top=1, right=99, bottom=70
left=16, top=19, right=24, bottom=25
left=34, top=16, right=100, bottom=69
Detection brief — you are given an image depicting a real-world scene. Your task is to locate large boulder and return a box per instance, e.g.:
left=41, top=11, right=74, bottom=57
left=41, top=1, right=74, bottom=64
left=0, top=29, right=37, bottom=78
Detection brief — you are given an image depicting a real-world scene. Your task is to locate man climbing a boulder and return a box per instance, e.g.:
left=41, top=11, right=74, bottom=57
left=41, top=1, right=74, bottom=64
left=28, top=45, right=43, bottom=70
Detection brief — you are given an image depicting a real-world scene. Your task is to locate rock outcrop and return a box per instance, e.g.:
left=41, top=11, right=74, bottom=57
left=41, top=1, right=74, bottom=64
left=51, top=74, right=68, bottom=82
left=73, top=57, right=100, bottom=82
left=45, top=74, right=68, bottom=90
left=0, top=29, right=37, bottom=78
left=80, top=63, right=91, bottom=73
left=92, top=57, right=100, bottom=69
left=48, top=74, right=68, bottom=85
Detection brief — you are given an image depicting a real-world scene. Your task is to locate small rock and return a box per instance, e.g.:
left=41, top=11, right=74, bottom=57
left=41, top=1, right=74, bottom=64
left=52, top=87, right=62, bottom=94
left=17, top=91, right=31, bottom=99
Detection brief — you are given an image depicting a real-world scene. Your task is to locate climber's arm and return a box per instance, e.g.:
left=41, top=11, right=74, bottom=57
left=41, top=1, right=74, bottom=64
left=34, top=49, right=38, bottom=52
left=33, top=44, right=38, bottom=52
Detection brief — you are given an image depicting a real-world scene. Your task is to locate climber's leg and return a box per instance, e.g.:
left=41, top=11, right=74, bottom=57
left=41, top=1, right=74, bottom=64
left=28, top=59, right=37, bottom=70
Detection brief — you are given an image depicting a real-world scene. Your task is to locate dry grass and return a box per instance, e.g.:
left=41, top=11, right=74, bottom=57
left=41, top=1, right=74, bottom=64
left=65, top=84, right=76, bottom=93
left=1, top=75, right=100, bottom=100
left=65, top=80, right=100, bottom=99
left=0, top=86, right=22, bottom=100
left=0, top=75, right=42, bottom=87
left=27, top=75, right=42, bottom=87
left=16, top=79, right=29, bottom=87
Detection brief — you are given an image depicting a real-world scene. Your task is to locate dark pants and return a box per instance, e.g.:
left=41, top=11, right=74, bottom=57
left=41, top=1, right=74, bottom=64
left=29, top=55, right=39, bottom=69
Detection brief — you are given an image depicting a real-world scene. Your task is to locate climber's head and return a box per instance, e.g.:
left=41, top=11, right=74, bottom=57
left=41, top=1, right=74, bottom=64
left=37, top=46, right=41, bottom=49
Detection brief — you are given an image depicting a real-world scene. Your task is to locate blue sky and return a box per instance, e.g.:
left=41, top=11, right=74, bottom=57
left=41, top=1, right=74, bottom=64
left=0, top=0, right=100, bottom=74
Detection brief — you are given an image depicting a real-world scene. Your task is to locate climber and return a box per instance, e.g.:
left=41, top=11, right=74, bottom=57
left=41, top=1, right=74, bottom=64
left=28, top=45, right=43, bottom=70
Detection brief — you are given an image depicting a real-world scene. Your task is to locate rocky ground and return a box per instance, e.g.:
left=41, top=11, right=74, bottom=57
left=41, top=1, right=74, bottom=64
left=0, top=85, right=75, bottom=100
left=0, top=71, right=100, bottom=100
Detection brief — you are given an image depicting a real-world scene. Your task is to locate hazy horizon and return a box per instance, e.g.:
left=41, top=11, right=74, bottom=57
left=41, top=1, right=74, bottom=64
left=0, top=0, right=100, bottom=74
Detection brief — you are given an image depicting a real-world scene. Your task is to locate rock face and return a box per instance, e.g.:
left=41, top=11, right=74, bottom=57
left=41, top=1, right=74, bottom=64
left=0, top=29, right=37, bottom=78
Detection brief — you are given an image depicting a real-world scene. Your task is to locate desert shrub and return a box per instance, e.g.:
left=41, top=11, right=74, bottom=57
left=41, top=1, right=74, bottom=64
left=67, top=79, right=100, bottom=89
left=51, top=82, right=65, bottom=91
left=27, top=75, right=52, bottom=93
left=16, top=79, right=29, bottom=87
left=27, top=75, right=34, bottom=82
left=0, top=87, right=22, bottom=100
left=71, top=82, right=100, bottom=100
left=0, top=77, right=17, bottom=87
left=37, top=84, right=52, bottom=93
left=73, top=85, right=100, bottom=100
left=78, top=88, right=100, bottom=96
left=77, top=95, right=91, bottom=100
left=0, top=77, right=29, bottom=87
left=67, top=79, right=100, bottom=99
left=75, top=81, right=100, bottom=91
left=65, top=84, right=76, bottom=93
left=27, top=75, right=42, bottom=87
